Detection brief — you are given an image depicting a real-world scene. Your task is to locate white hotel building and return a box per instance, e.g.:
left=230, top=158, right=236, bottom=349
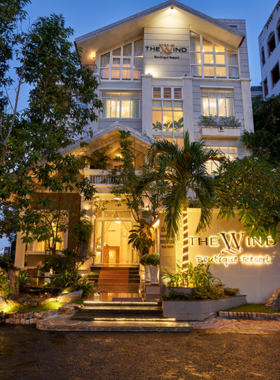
left=259, top=1, right=280, bottom=97
left=15, top=1, right=280, bottom=303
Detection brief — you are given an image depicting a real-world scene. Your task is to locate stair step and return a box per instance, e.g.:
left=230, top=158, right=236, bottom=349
left=71, top=315, right=170, bottom=321
left=84, top=301, right=160, bottom=307
left=38, top=319, right=192, bottom=332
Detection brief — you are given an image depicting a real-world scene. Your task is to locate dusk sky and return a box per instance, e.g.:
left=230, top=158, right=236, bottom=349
left=22, top=0, right=277, bottom=86
left=0, top=0, right=277, bottom=248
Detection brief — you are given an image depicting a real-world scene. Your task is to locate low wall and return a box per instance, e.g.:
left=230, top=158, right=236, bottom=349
left=163, top=295, right=247, bottom=321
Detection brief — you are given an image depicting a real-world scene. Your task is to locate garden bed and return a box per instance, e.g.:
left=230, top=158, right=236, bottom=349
left=163, top=295, right=247, bottom=321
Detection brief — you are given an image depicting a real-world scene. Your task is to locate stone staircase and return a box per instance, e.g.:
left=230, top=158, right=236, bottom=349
left=71, top=300, right=192, bottom=332
left=89, top=267, right=140, bottom=285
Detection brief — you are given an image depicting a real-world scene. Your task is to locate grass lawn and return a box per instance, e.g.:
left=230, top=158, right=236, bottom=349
left=223, top=303, right=280, bottom=314
left=0, top=298, right=85, bottom=314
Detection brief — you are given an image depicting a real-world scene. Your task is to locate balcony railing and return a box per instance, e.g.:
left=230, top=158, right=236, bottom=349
left=89, top=175, right=117, bottom=185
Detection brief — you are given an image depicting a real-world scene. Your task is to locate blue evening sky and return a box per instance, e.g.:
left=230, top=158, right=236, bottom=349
left=0, top=0, right=276, bottom=249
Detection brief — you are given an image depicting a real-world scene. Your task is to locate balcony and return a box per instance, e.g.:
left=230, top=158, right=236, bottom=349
left=199, top=116, right=242, bottom=140
left=88, top=170, right=115, bottom=186
left=201, top=126, right=241, bottom=140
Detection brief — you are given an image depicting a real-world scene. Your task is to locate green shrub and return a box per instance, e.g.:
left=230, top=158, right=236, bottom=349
left=0, top=271, right=13, bottom=299
left=140, top=254, right=149, bottom=266
left=224, top=288, right=239, bottom=296
left=145, top=253, right=160, bottom=266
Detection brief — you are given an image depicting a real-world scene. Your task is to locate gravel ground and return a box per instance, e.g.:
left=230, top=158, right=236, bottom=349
left=1, top=325, right=280, bottom=380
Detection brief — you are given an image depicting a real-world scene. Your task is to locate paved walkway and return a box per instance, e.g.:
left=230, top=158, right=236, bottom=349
left=35, top=311, right=280, bottom=332
left=191, top=316, right=280, bottom=331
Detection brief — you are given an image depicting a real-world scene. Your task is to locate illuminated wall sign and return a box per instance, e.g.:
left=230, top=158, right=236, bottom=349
left=189, top=232, right=276, bottom=267
left=145, top=44, right=188, bottom=60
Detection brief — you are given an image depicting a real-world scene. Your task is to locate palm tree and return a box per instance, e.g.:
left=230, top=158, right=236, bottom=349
left=138, top=131, right=227, bottom=238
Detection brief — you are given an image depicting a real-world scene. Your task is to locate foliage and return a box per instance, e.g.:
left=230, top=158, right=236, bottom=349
left=199, top=115, right=242, bottom=128
left=162, top=261, right=188, bottom=287
left=0, top=10, right=103, bottom=251
left=241, top=95, right=280, bottom=164
left=110, top=130, right=168, bottom=225
left=139, top=253, right=149, bottom=266
left=0, top=271, right=13, bottom=299
left=38, top=248, right=85, bottom=274
left=72, top=217, right=93, bottom=255
left=83, top=149, right=111, bottom=170
left=215, top=156, right=280, bottom=241
left=0, top=254, right=13, bottom=270
left=145, top=253, right=160, bottom=266
left=137, top=131, right=228, bottom=238
left=128, top=224, right=153, bottom=254
left=187, top=262, right=222, bottom=289
left=162, top=286, right=228, bottom=301
left=17, top=269, right=29, bottom=286
left=224, top=288, right=239, bottom=297
left=50, top=271, right=94, bottom=296
left=162, top=262, right=221, bottom=292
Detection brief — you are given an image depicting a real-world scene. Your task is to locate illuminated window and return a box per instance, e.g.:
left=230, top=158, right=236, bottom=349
left=190, top=31, right=239, bottom=79
left=201, top=88, right=234, bottom=117
left=100, top=39, right=143, bottom=81
left=205, top=146, right=237, bottom=174
left=101, top=91, right=140, bottom=119
left=152, top=87, right=183, bottom=138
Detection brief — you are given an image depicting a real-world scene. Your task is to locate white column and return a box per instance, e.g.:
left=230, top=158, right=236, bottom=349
left=241, top=79, right=254, bottom=132
left=141, top=74, right=153, bottom=138
left=182, top=77, right=194, bottom=142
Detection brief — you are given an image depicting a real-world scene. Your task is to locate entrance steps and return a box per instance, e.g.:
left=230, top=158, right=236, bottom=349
left=90, top=266, right=140, bottom=285
left=69, top=301, right=192, bottom=332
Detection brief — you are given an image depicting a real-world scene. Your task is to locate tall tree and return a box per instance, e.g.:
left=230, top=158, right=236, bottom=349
left=215, top=156, right=280, bottom=241
left=241, top=95, right=280, bottom=164
left=137, top=132, right=226, bottom=238
left=0, top=10, right=102, bottom=250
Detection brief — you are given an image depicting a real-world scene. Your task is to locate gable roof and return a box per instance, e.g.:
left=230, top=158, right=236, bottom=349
left=76, top=1, right=245, bottom=62
left=62, top=122, right=151, bottom=156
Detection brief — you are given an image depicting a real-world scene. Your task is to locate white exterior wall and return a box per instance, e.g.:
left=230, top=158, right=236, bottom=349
left=259, top=2, right=280, bottom=97
left=92, top=13, right=254, bottom=149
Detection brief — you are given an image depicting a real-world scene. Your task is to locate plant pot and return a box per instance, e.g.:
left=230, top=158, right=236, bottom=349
left=149, top=266, right=159, bottom=284
left=144, top=266, right=150, bottom=282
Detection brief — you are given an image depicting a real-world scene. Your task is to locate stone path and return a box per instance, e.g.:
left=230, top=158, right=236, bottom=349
left=35, top=312, right=280, bottom=332
left=191, top=316, right=280, bottom=331
left=36, top=314, right=192, bottom=332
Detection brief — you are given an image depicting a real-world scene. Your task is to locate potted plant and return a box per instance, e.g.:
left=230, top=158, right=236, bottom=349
left=140, top=254, right=150, bottom=282
left=145, top=253, right=160, bottom=284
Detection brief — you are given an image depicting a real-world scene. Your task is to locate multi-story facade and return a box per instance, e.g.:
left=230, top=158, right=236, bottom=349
left=259, top=0, right=280, bottom=97
left=16, top=1, right=280, bottom=304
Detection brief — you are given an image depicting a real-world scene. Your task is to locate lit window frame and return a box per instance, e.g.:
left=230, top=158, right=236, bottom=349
left=100, top=38, right=143, bottom=81
left=201, top=88, right=235, bottom=117
left=190, top=30, right=239, bottom=79
left=100, top=91, right=140, bottom=119
left=152, top=86, right=184, bottom=139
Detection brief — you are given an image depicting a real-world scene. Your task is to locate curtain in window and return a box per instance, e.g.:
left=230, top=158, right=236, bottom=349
left=123, top=43, right=132, bottom=56
left=134, top=39, right=143, bottom=56
left=101, top=53, right=110, bottom=67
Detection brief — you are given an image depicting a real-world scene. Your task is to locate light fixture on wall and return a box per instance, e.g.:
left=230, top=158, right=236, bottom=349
left=171, top=6, right=174, bottom=9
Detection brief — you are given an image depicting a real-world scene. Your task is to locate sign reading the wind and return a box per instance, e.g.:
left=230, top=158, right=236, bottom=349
left=145, top=44, right=187, bottom=60
left=188, top=232, right=276, bottom=267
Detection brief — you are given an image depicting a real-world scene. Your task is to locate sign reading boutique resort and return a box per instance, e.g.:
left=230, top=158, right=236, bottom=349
left=189, top=232, right=276, bottom=267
